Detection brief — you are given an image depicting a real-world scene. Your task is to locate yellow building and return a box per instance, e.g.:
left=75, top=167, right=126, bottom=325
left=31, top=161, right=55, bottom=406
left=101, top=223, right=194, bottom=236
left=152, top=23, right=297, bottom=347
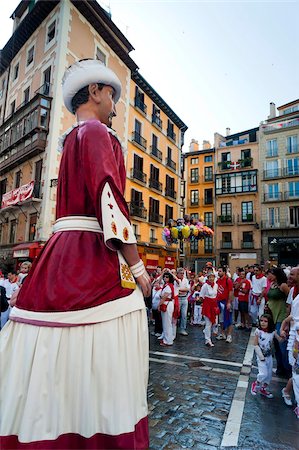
left=184, top=139, right=215, bottom=270
left=0, top=0, right=187, bottom=271
left=126, top=72, right=187, bottom=271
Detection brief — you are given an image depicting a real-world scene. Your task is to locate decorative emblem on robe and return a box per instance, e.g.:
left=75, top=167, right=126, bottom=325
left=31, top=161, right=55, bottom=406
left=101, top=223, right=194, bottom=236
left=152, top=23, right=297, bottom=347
left=111, top=221, right=117, bottom=235
left=123, top=227, right=129, bottom=241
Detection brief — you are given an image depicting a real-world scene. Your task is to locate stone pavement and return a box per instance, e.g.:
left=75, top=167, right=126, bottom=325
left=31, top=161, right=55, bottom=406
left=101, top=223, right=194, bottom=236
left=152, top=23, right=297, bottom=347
left=148, top=323, right=299, bottom=449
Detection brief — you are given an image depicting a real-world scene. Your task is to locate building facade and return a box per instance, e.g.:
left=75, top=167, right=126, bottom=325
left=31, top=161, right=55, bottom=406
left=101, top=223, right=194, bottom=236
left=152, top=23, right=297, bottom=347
left=183, top=139, right=215, bottom=270
left=214, top=128, right=261, bottom=272
left=259, top=100, right=299, bottom=266
left=0, top=0, right=187, bottom=271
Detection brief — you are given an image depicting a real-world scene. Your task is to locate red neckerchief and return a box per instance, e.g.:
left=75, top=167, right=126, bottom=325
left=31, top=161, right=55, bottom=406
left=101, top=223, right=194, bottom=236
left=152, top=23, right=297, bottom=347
left=293, top=285, right=299, bottom=299
left=206, top=280, right=215, bottom=288
left=154, top=286, right=161, bottom=291
left=255, top=273, right=263, bottom=279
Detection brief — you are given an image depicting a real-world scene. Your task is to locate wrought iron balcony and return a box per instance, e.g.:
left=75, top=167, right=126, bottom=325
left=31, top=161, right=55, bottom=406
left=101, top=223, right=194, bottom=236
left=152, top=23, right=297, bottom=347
left=134, top=97, right=147, bottom=114
left=284, top=190, right=299, bottom=200
left=238, top=158, right=253, bottom=168
left=283, top=167, right=299, bottom=177
left=166, top=158, right=176, bottom=171
left=263, top=193, right=283, bottom=202
left=149, top=212, right=163, bottom=224
left=152, top=114, right=162, bottom=129
left=220, top=241, right=232, bottom=249
left=263, top=169, right=282, bottom=179
left=150, top=145, right=162, bottom=161
left=204, top=198, right=214, bottom=205
left=217, top=215, right=234, bottom=225
left=241, top=241, right=254, bottom=249
left=131, top=131, right=147, bottom=150
left=167, top=128, right=176, bottom=142
left=128, top=202, right=147, bottom=219
left=165, top=188, right=177, bottom=200
left=149, top=178, right=162, bottom=192
left=130, top=167, right=147, bottom=184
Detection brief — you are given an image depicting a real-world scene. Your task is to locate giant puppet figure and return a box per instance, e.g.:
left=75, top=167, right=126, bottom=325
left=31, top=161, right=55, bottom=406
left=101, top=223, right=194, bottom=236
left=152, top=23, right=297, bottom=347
left=0, top=60, right=151, bottom=449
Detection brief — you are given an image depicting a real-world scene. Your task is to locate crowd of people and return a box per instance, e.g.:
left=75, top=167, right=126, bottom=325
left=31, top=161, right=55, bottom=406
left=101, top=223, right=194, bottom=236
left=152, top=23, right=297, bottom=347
left=147, top=262, right=299, bottom=420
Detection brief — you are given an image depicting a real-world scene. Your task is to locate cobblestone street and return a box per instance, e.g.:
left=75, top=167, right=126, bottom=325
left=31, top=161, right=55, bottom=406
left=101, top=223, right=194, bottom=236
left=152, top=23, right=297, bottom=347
left=148, top=324, right=299, bottom=449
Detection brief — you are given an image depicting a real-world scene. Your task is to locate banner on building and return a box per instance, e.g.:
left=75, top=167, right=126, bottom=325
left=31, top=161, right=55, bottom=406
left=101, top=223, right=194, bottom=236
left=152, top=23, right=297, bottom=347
left=164, top=256, right=175, bottom=268
left=146, top=258, right=159, bottom=271
left=1, top=181, right=35, bottom=209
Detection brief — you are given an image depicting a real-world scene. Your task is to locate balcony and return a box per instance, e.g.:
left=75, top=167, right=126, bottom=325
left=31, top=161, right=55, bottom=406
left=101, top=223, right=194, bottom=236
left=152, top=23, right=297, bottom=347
left=149, top=212, right=163, bottom=225
left=152, top=114, right=162, bottom=129
left=237, top=213, right=256, bottom=224
left=1, top=180, right=42, bottom=211
left=0, top=84, right=52, bottom=174
left=189, top=200, right=199, bottom=207
left=263, top=169, right=282, bottom=180
left=134, top=97, right=147, bottom=115
left=261, top=118, right=299, bottom=133
left=241, top=241, right=254, bottom=249
left=261, top=220, right=298, bottom=229
left=130, top=167, right=147, bottom=185
left=283, top=167, right=299, bottom=177
left=220, top=241, right=232, bottom=249
left=166, top=158, right=176, bottom=171
left=217, top=215, right=234, bottom=225
left=204, top=198, right=214, bottom=206
left=128, top=202, right=147, bottom=220
left=150, top=145, right=162, bottom=161
left=238, top=158, right=253, bottom=168
left=219, top=138, right=249, bottom=147
left=149, top=178, right=162, bottom=192
left=131, top=131, right=147, bottom=151
left=263, top=193, right=283, bottom=202
left=165, top=188, right=177, bottom=200
left=284, top=190, right=299, bottom=200
left=218, top=161, right=231, bottom=171
left=167, top=128, right=176, bottom=143
left=150, top=237, right=158, bottom=244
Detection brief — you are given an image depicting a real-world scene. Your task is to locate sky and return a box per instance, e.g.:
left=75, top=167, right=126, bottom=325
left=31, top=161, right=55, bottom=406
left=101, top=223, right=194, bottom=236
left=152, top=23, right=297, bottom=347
left=1, top=0, right=298, bottom=150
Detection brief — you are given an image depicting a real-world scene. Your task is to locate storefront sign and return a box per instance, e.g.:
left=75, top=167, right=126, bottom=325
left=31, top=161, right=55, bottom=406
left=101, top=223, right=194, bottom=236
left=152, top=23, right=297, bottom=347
left=146, top=259, right=158, bottom=270
left=13, top=249, right=30, bottom=258
left=164, top=256, right=175, bottom=268
left=1, top=181, right=35, bottom=209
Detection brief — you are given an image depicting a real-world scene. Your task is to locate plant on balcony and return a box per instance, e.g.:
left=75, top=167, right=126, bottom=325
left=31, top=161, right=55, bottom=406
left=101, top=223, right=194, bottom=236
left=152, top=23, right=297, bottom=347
left=220, top=215, right=232, bottom=223
left=162, top=217, right=213, bottom=246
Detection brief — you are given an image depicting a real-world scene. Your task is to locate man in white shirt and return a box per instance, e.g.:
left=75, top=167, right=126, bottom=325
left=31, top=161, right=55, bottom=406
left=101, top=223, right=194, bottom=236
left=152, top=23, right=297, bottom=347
left=250, top=266, right=267, bottom=325
left=175, top=268, right=190, bottom=336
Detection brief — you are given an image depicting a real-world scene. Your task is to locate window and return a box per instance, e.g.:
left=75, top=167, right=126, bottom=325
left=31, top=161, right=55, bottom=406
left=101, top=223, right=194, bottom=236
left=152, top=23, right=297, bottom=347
left=204, top=166, right=213, bottom=181
left=191, top=213, right=199, bottom=220
left=29, top=213, right=37, bottom=241
left=46, top=21, right=56, bottom=44
left=221, top=152, right=231, bottom=162
left=289, top=206, right=299, bottom=227
left=33, top=160, right=43, bottom=198
left=13, top=63, right=19, bottom=80
left=190, top=239, right=198, bottom=254
left=27, top=46, right=34, bottom=66
left=204, top=236, right=213, bottom=253
left=165, top=205, right=173, bottom=225
left=286, top=158, right=299, bottom=176
left=288, top=181, right=299, bottom=198
left=0, top=178, right=7, bottom=205
left=149, top=198, right=161, bottom=223
left=43, top=67, right=51, bottom=95
left=266, top=139, right=278, bottom=157
left=268, top=183, right=279, bottom=200
left=242, top=172, right=256, bottom=192
left=204, top=155, right=213, bottom=163
left=152, top=134, right=158, bottom=149
left=241, top=149, right=251, bottom=160
left=96, top=47, right=106, bottom=65
left=131, top=188, right=143, bottom=205
left=268, top=207, right=280, bottom=226
left=204, top=212, right=213, bottom=228
left=266, top=160, right=279, bottom=177
left=10, top=100, right=16, bottom=115
left=15, top=170, right=21, bottom=188
left=204, top=188, right=213, bottom=205
left=222, top=232, right=232, bottom=247
left=191, top=157, right=198, bottom=165
left=132, top=223, right=138, bottom=238
left=243, top=231, right=253, bottom=247
left=190, top=190, right=199, bottom=205
left=134, top=119, right=142, bottom=135
left=241, top=202, right=253, bottom=221
left=23, top=87, right=30, bottom=104
left=149, top=164, right=160, bottom=191
left=9, top=220, right=17, bottom=244
left=150, top=228, right=156, bottom=243
left=190, top=168, right=199, bottom=182
left=287, top=135, right=298, bottom=154
left=167, top=147, right=172, bottom=161
left=221, top=203, right=232, bottom=222
left=165, top=175, right=175, bottom=198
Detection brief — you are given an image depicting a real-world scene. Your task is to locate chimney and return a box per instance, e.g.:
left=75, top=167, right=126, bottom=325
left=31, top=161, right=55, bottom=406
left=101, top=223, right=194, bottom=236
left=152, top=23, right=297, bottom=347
left=268, top=102, right=276, bottom=119
left=189, top=139, right=199, bottom=151
left=226, top=127, right=231, bottom=136
left=202, top=140, right=211, bottom=150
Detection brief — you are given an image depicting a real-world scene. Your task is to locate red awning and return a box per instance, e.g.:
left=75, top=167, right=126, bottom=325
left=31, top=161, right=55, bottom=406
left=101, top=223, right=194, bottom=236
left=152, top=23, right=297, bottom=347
left=13, top=242, right=43, bottom=259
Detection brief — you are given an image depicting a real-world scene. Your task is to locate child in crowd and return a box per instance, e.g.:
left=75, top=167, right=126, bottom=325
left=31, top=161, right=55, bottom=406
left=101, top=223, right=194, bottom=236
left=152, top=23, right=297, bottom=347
left=251, top=313, right=284, bottom=398
left=192, top=292, right=203, bottom=325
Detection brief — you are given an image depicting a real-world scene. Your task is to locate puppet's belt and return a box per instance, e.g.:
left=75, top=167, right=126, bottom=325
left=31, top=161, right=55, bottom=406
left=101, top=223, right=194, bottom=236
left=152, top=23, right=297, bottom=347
left=53, top=216, right=103, bottom=233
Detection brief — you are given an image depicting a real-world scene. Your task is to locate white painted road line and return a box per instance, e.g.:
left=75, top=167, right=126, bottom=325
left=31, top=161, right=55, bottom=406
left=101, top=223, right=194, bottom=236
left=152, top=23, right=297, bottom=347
left=149, top=350, right=242, bottom=368
left=149, top=357, right=186, bottom=367
left=221, top=328, right=256, bottom=447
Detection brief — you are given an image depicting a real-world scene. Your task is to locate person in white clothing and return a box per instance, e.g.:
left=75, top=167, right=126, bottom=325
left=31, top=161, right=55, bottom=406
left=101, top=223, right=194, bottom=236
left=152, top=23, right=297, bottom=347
left=159, top=272, right=175, bottom=347
left=200, top=273, right=218, bottom=347
left=174, top=268, right=190, bottom=336
left=250, top=266, right=267, bottom=325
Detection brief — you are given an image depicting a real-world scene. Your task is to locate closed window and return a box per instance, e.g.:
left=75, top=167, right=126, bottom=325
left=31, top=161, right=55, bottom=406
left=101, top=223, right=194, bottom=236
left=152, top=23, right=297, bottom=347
left=191, top=158, right=198, bottom=164
left=204, top=236, right=213, bottom=253
left=9, top=220, right=17, bottom=244
left=287, top=135, right=298, bottom=154
left=46, top=21, right=56, bottom=44
left=266, top=139, right=278, bottom=157
left=27, top=46, right=34, bottom=66
left=204, top=155, right=213, bottom=162
left=204, top=212, right=213, bottom=228
left=190, top=239, right=198, bottom=254
left=23, top=87, right=30, bottom=104
left=190, top=190, right=199, bottom=205
left=204, top=188, right=213, bottom=205
left=13, top=63, right=19, bottom=80
left=15, top=170, right=21, bottom=188
left=190, top=168, right=199, bottom=182
left=204, top=166, right=213, bottom=181
left=241, top=202, right=253, bottom=221
left=96, top=47, right=106, bottom=65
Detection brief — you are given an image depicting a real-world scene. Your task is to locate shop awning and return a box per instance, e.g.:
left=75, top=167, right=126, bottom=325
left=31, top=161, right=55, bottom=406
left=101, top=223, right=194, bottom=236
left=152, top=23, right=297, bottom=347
left=13, top=242, right=42, bottom=259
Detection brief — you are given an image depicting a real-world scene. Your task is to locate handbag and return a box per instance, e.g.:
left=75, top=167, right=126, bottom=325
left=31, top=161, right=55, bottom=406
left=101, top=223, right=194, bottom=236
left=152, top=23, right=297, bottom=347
left=160, top=302, right=168, bottom=312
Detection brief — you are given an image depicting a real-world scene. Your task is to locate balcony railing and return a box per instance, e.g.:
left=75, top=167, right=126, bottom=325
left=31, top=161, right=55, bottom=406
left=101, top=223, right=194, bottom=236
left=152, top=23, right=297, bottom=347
left=166, top=158, right=176, bottom=171
left=238, top=158, right=253, bottom=168
left=218, top=161, right=231, bottom=170
left=204, top=248, right=214, bottom=254
left=165, top=188, right=177, bottom=200
left=150, top=237, right=158, bottom=244
left=283, top=167, right=299, bottom=177
left=204, top=198, right=214, bottom=205
left=130, top=167, right=147, bottom=184
left=284, top=190, right=299, bottom=200
left=128, top=202, right=147, bottom=219
left=241, top=241, right=254, bottom=249
left=263, top=193, right=283, bottom=202
left=217, top=215, right=234, bottom=224
left=220, top=241, right=232, bottom=249
left=261, top=118, right=299, bottom=133
left=237, top=213, right=256, bottom=223
left=261, top=220, right=298, bottom=229
left=204, top=175, right=213, bottom=182
left=219, top=138, right=249, bottom=147
left=149, top=178, right=162, bottom=192
left=149, top=212, right=163, bottom=224
left=150, top=145, right=162, bottom=161
left=131, top=131, right=147, bottom=150
left=167, top=128, right=176, bottom=142
left=189, top=200, right=199, bottom=207
left=263, top=169, right=282, bottom=179
left=134, top=97, right=147, bottom=114
left=152, top=114, right=162, bottom=129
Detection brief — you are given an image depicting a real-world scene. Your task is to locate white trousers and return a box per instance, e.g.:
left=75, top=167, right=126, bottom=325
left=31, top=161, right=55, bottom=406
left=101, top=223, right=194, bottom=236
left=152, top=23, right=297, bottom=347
left=204, top=317, right=212, bottom=342
left=257, top=355, right=273, bottom=385
left=289, top=350, right=299, bottom=407
left=193, top=305, right=202, bottom=324
left=161, top=301, right=174, bottom=345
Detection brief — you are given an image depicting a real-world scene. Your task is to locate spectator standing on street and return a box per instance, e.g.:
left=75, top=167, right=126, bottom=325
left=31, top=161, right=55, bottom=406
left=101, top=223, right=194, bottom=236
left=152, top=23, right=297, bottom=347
left=151, top=280, right=162, bottom=337
left=216, top=267, right=234, bottom=343
left=176, top=268, right=190, bottom=336
left=200, top=273, right=218, bottom=347
left=250, top=266, right=267, bottom=325
left=159, top=272, right=175, bottom=347
left=235, top=270, right=252, bottom=330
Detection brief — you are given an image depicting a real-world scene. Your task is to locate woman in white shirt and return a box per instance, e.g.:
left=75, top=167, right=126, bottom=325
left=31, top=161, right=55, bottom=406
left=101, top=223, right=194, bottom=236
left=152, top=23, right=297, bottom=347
left=159, top=273, right=175, bottom=347
left=200, top=273, right=218, bottom=347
